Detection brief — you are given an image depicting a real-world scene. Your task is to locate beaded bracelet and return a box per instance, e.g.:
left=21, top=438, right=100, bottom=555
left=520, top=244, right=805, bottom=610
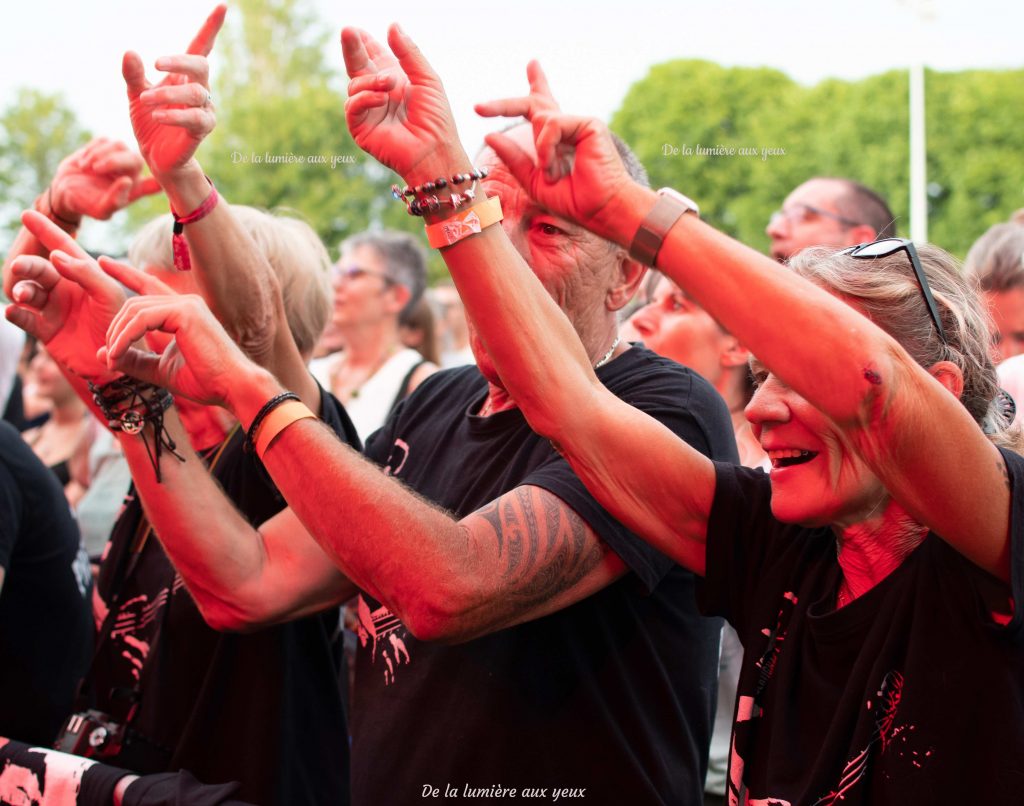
left=89, top=377, right=185, bottom=482
left=391, top=168, right=490, bottom=217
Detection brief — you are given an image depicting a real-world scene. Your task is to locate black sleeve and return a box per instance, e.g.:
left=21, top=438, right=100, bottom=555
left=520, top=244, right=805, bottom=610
left=0, top=453, right=22, bottom=571
left=998, top=447, right=1024, bottom=641
left=122, top=771, right=252, bottom=806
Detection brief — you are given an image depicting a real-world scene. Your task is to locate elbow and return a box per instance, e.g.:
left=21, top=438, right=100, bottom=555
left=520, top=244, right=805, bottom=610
left=399, top=602, right=463, bottom=645
left=394, top=587, right=483, bottom=645
left=520, top=375, right=604, bottom=444
left=193, top=593, right=275, bottom=634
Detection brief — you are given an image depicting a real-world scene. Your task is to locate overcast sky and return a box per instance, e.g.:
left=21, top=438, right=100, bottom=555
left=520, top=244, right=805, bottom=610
left=4, top=0, right=1020, bottom=156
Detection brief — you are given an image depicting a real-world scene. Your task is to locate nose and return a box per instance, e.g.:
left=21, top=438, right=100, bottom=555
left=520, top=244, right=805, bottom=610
left=627, top=303, right=657, bottom=337
left=765, top=211, right=788, bottom=241
left=744, top=374, right=791, bottom=436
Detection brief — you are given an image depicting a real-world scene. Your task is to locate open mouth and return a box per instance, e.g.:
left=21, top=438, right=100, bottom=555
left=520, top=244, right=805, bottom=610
left=768, top=449, right=818, bottom=469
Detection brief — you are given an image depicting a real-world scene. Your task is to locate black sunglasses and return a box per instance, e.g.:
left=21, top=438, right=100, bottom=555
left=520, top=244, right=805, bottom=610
left=839, top=238, right=948, bottom=345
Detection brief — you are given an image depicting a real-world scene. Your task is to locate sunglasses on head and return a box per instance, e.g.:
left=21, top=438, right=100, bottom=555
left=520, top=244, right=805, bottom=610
left=839, top=238, right=948, bottom=345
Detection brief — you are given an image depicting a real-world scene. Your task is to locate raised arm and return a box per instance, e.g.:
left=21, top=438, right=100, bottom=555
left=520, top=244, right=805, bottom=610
left=123, top=4, right=318, bottom=411
left=477, top=84, right=1010, bottom=581
left=340, top=26, right=715, bottom=573
left=102, top=294, right=627, bottom=641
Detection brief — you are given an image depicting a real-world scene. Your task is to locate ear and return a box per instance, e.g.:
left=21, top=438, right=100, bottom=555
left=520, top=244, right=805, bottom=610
left=384, top=283, right=412, bottom=315
left=720, top=338, right=751, bottom=370
left=605, top=250, right=648, bottom=312
left=845, top=224, right=879, bottom=247
left=928, top=360, right=965, bottom=400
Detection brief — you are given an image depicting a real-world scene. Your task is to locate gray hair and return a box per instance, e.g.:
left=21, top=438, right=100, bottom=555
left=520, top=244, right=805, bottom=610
left=790, top=244, right=1001, bottom=432
left=963, top=221, right=1024, bottom=293
left=339, top=230, right=428, bottom=316
left=128, top=207, right=332, bottom=358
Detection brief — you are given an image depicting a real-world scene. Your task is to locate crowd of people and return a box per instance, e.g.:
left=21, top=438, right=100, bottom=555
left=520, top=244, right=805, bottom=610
left=1, top=7, right=1022, bottom=806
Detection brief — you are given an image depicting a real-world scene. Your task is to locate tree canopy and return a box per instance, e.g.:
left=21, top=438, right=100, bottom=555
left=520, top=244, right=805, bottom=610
left=611, top=60, right=1024, bottom=258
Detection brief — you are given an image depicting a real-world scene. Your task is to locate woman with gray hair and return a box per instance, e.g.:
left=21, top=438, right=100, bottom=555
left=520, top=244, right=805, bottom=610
left=311, top=229, right=437, bottom=441
left=341, top=26, right=1024, bottom=803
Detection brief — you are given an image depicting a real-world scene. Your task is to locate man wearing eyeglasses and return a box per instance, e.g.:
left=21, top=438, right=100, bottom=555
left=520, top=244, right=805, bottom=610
left=766, top=177, right=895, bottom=262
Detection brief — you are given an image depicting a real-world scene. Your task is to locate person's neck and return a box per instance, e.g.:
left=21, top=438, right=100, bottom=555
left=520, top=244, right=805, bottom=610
left=833, top=500, right=928, bottom=601
left=731, top=411, right=767, bottom=469
left=584, top=322, right=627, bottom=370
left=49, top=398, right=85, bottom=426
left=339, top=321, right=400, bottom=368
left=477, top=327, right=627, bottom=418
left=723, top=373, right=767, bottom=469
left=479, top=382, right=518, bottom=417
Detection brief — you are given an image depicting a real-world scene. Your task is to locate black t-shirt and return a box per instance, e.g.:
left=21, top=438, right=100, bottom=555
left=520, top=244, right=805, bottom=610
left=352, top=348, right=737, bottom=806
left=0, top=420, right=92, bottom=745
left=86, top=387, right=359, bottom=805
left=702, top=448, right=1024, bottom=805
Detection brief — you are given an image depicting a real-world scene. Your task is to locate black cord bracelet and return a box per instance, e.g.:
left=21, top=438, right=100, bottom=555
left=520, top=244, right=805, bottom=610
left=88, top=377, right=185, bottom=483
left=245, top=392, right=300, bottom=453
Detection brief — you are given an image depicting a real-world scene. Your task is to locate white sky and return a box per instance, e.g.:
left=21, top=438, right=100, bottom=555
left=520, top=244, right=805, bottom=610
left=3, top=0, right=1019, bottom=156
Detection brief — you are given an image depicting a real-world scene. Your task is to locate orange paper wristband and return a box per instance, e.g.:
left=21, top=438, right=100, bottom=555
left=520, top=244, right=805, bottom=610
left=254, top=400, right=316, bottom=458
left=424, top=197, right=503, bottom=249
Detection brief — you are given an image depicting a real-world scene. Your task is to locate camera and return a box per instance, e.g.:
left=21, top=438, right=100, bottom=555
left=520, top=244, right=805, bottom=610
left=54, top=710, right=126, bottom=759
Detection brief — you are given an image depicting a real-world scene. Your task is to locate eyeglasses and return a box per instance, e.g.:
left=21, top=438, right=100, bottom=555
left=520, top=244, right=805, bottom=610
left=769, top=203, right=862, bottom=229
left=333, top=264, right=394, bottom=285
left=839, top=238, right=948, bottom=345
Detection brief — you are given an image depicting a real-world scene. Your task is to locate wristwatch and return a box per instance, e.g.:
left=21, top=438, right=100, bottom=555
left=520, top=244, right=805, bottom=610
left=628, top=187, right=700, bottom=266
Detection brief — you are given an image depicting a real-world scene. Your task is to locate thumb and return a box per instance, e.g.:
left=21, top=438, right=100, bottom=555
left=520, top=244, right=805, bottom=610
left=99, top=344, right=165, bottom=386
left=128, top=175, right=163, bottom=202
left=122, top=51, right=150, bottom=98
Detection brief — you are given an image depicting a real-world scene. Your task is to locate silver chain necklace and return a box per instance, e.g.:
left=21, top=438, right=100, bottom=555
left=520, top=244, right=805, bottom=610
left=594, top=336, right=621, bottom=369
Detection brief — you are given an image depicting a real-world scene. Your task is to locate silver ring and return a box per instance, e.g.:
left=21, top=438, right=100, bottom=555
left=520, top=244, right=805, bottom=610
left=203, top=91, right=213, bottom=107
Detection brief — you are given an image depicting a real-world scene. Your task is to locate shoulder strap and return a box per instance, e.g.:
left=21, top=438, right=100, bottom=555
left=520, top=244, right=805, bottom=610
left=388, top=360, right=427, bottom=418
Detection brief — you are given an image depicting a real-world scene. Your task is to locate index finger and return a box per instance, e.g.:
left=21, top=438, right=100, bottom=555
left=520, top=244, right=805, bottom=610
left=99, top=256, right=176, bottom=297
left=526, top=60, right=558, bottom=107
left=341, top=27, right=374, bottom=77
left=186, top=4, right=227, bottom=57
left=21, top=210, right=89, bottom=259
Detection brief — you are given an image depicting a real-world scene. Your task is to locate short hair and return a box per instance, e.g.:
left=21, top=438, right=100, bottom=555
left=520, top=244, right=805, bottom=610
left=822, top=177, right=897, bottom=239
left=610, top=130, right=650, bottom=188
left=339, top=230, right=427, bottom=316
left=963, top=221, right=1024, bottom=293
left=128, top=207, right=332, bottom=357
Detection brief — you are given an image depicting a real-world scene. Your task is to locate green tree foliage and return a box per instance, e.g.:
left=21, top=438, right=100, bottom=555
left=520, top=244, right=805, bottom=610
left=612, top=62, right=1024, bottom=258
left=0, top=89, right=90, bottom=251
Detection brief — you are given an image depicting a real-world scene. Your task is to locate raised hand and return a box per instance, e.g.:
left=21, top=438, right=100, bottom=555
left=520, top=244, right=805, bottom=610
left=49, top=137, right=161, bottom=225
left=5, top=214, right=128, bottom=382
left=123, top=5, right=226, bottom=181
left=476, top=62, right=634, bottom=242
left=102, top=294, right=254, bottom=408
left=341, top=24, right=468, bottom=183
